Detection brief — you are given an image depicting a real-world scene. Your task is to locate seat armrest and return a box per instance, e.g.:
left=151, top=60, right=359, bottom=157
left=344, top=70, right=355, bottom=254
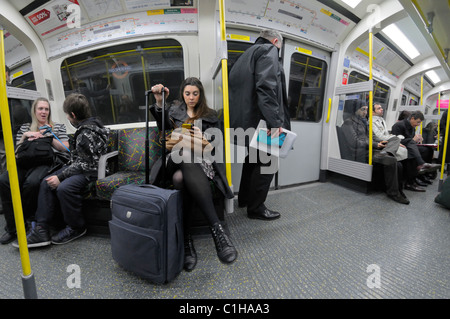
left=98, top=150, right=119, bottom=179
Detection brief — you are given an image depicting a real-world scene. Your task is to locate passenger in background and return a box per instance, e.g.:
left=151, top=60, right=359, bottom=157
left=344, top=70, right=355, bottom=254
left=391, top=111, right=439, bottom=191
left=13, top=93, right=108, bottom=248
left=341, top=100, right=409, bottom=204
left=150, top=78, right=237, bottom=271
left=228, top=28, right=291, bottom=220
left=372, top=103, right=406, bottom=160
left=0, top=97, right=69, bottom=244
left=422, top=122, right=438, bottom=144
left=0, top=65, right=11, bottom=173
left=397, top=110, right=411, bottom=122
left=438, top=109, right=450, bottom=175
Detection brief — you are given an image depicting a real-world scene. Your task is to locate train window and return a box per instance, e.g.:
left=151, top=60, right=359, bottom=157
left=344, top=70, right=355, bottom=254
left=60, top=39, right=184, bottom=126
left=227, top=41, right=253, bottom=71
left=0, top=98, right=33, bottom=148
left=11, top=72, right=36, bottom=91
left=288, top=53, right=327, bottom=122
left=348, top=71, right=391, bottom=112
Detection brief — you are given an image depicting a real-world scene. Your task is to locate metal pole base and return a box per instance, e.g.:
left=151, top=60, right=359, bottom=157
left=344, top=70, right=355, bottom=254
left=22, top=272, right=38, bottom=299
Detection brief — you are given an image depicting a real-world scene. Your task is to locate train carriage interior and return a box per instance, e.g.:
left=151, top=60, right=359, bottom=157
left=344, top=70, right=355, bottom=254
left=0, top=0, right=449, bottom=301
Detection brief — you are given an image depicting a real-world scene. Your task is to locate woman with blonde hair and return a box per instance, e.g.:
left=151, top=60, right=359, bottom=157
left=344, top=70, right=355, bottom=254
left=0, top=97, right=69, bottom=244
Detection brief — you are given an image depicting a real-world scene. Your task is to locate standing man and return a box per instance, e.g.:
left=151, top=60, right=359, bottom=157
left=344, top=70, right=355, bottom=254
left=15, top=93, right=109, bottom=248
left=229, top=29, right=291, bottom=220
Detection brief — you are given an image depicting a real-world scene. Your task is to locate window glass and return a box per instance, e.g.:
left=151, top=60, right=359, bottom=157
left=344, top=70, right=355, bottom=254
left=348, top=71, right=391, bottom=113
left=227, top=41, right=252, bottom=72
left=60, top=39, right=184, bottom=125
left=11, top=72, right=36, bottom=91
left=288, top=53, right=327, bottom=122
left=335, top=94, right=370, bottom=163
left=0, top=98, right=33, bottom=147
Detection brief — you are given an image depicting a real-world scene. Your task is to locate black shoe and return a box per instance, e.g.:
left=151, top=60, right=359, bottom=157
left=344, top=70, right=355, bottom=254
left=418, top=175, right=432, bottom=184
left=417, top=163, right=440, bottom=174
left=399, top=189, right=407, bottom=199
left=0, top=231, right=16, bottom=245
left=415, top=178, right=428, bottom=187
left=183, top=234, right=197, bottom=272
left=12, top=225, right=51, bottom=248
left=248, top=208, right=280, bottom=220
left=210, top=223, right=237, bottom=264
left=51, top=226, right=86, bottom=245
left=405, top=183, right=426, bottom=192
left=388, top=194, right=410, bottom=205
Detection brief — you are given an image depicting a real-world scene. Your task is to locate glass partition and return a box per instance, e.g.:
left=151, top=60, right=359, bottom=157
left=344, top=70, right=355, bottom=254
left=335, top=93, right=371, bottom=163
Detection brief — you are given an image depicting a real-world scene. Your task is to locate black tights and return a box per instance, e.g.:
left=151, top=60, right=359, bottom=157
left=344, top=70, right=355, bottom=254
left=167, top=159, right=219, bottom=232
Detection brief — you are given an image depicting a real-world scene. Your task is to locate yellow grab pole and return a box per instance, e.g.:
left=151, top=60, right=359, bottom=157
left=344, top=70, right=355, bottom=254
left=437, top=93, right=441, bottom=152
left=219, top=0, right=232, bottom=186
left=368, top=29, right=374, bottom=165
left=0, top=27, right=37, bottom=299
left=326, top=98, right=332, bottom=123
left=420, top=75, right=423, bottom=135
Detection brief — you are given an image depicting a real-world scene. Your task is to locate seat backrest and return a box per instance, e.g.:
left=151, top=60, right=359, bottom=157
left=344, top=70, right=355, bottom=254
left=117, top=127, right=162, bottom=172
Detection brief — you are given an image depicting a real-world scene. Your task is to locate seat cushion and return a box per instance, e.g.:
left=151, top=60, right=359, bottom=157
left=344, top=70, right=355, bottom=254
left=96, top=171, right=146, bottom=200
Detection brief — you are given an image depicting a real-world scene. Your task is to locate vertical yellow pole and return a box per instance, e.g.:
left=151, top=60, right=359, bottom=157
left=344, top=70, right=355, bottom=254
left=420, top=75, right=423, bottom=135
left=438, top=93, right=441, bottom=152
left=0, top=27, right=37, bottom=299
left=104, top=61, right=116, bottom=123
left=219, top=0, right=232, bottom=186
left=368, top=29, right=373, bottom=165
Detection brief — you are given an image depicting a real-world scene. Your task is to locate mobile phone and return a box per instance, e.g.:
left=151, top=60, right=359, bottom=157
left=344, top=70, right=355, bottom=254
left=182, top=123, right=194, bottom=129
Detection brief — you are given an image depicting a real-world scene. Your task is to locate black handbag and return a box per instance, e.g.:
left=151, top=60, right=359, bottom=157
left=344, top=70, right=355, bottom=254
left=15, top=136, right=54, bottom=169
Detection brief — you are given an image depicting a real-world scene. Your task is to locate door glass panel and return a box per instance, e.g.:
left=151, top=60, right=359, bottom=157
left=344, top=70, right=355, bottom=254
left=288, top=53, right=327, bottom=122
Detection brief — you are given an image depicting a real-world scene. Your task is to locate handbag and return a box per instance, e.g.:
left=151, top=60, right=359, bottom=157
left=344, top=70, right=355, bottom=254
left=165, top=127, right=212, bottom=153
left=15, top=136, right=54, bottom=169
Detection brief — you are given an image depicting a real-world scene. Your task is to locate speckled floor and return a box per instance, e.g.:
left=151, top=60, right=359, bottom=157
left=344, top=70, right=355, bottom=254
left=0, top=181, right=449, bottom=299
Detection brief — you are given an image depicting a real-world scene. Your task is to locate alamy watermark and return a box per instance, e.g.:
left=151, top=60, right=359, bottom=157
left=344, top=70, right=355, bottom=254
left=366, top=264, right=381, bottom=289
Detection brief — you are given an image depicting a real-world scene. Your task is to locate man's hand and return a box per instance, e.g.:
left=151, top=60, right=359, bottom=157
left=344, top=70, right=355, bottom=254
left=46, top=175, right=61, bottom=189
left=267, top=127, right=283, bottom=138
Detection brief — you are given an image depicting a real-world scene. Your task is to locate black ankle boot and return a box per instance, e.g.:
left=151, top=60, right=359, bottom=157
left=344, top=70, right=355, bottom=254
left=210, top=223, right=237, bottom=264
left=183, top=233, right=197, bottom=272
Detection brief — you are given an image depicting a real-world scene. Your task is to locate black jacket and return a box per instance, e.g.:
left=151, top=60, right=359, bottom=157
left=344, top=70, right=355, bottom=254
left=228, top=37, right=290, bottom=143
left=391, top=118, right=415, bottom=145
left=57, top=117, right=108, bottom=181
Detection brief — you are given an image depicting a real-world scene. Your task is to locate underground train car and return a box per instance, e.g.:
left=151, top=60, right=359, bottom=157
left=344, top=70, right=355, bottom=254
left=0, top=0, right=449, bottom=302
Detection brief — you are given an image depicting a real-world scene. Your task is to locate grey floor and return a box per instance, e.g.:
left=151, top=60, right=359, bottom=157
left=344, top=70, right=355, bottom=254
left=0, top=180, right=449, bottom=299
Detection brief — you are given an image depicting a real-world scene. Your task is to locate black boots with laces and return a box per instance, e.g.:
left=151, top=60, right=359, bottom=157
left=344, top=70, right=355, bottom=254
left=183, top=233, right=197, bottom=272
left=210, top=222, right=237, bottom=264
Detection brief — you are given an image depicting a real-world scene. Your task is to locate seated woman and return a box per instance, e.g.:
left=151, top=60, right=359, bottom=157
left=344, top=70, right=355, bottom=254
left=0, top=97, right=70, bottom=244
left=150, top=77, right=237, bottom=271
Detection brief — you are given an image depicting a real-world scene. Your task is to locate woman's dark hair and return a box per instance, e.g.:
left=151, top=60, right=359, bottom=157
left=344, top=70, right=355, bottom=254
left=179, top=77, right=214, bottom=121
left=63, top=93, right=92, bottom=120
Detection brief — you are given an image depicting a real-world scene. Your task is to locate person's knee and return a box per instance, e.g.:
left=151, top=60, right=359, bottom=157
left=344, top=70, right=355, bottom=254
left=172, top=169, right=183, bottom=190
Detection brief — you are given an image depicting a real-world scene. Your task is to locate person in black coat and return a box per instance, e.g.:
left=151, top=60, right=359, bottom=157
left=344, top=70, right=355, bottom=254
left=150, top=77, right=237, bottom=271
left=391, top=111, right=439, bottom=189
left=228, top=29, right=291, bottom=221
left=340, top=100, right=409, bottom=204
